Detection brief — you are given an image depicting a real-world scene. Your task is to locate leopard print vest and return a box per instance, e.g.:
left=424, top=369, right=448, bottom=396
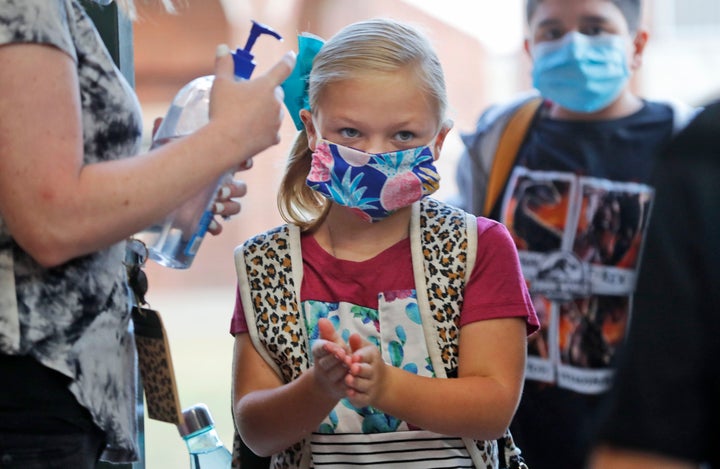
left=233, top=198, right=524, bottom=469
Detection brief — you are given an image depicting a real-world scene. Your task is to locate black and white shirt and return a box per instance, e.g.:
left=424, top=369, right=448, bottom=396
left=0, top=0, right=142, bottom=462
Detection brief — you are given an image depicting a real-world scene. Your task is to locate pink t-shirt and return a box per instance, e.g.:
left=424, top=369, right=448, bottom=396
left=230, top=217, right=539, bottom=335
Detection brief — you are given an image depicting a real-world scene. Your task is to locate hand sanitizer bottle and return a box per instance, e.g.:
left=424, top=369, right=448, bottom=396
left=138, top=21, right=282, bottom=269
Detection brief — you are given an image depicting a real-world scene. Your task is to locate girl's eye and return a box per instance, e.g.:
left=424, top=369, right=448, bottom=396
left=339, top=128, right=360, bottom=138
left=395, top=131, right=415, bottom=142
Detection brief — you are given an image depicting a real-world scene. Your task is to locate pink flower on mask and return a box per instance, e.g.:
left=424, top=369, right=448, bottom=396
left=379, top=172, right=423, bottom=210
left=308, top=141, right=333, bottom=182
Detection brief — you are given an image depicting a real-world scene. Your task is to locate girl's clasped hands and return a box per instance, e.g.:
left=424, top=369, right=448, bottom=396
left=311, top=318, right=387, bottom=409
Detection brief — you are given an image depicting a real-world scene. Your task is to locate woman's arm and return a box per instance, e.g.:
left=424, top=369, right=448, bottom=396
left=0, top=43, right=292, bottom=267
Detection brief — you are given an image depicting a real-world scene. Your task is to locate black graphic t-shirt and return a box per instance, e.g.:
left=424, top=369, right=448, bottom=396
left=495, top=102, right=673, bottom=393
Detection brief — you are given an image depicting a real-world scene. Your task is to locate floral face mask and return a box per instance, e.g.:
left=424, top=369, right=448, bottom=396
left=306, top=139, right=441, bottom=222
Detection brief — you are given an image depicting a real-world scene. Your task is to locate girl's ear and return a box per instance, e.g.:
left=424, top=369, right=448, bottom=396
left=432, top=121, right=453, bottom=160
left=300, top=109, right=318, bottom=150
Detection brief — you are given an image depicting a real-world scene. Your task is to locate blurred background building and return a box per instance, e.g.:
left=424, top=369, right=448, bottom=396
left=128, top=0, right=720, bottom=466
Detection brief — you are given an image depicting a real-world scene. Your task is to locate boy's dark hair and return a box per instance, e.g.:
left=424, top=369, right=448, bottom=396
left=525, top=0, right=642, bottom=33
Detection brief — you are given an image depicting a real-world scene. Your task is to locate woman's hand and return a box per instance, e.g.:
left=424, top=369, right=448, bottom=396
left=209, top=46, right=296, bottom=167
left=207, top=178, right=247, bottom=235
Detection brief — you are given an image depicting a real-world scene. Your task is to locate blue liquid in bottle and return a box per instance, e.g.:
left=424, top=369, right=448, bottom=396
left=180, top=404, right=232, bottom=469
left=185, top=427, right=232, bottom=469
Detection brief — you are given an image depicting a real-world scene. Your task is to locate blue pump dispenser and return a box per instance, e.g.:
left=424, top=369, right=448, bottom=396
left=233, top=21, right=283, bottom=80
left=137, top=21, right=283, bottom=269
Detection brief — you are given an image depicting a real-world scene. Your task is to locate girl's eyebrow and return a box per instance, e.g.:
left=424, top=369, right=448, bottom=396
left=324, top=115, right=360, bottom=128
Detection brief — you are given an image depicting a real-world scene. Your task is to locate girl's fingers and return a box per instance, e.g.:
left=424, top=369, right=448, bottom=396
left=349, top=333, right=367, bottom=352
left=318, top=318, right=339, bottom=342
left=349, top=362, right=367, bottom=378
left=345, top=372, right=370, bottom=394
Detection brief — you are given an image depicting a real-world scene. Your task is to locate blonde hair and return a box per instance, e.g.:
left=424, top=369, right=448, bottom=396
left=277, top=18, right=449, bottom=231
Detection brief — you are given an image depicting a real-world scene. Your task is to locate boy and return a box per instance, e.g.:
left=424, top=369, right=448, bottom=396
left=454, top=1, right=698, bottom=468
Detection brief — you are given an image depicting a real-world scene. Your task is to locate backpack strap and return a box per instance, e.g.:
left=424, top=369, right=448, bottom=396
left=233, top=225, right=309, bottom=469
left=484, top=97, right=543, bottom=217
left=234, top=224, right=308, bottom=383
left=411, top=198, right=476, bottom=377
left=415, top=199, right=527, bottom=469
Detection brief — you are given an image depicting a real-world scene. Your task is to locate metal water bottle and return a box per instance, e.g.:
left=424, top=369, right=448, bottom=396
left=179, top=404, right=232, bottom=469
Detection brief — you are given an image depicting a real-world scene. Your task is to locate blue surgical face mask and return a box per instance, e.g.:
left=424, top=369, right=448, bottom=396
left=306, top=139, right=441, bottom=223
left=531, top=32, right=631, bottom=113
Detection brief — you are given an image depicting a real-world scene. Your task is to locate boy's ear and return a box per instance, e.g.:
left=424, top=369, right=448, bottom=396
left=629, top=29, right=649, bottom=71
left=300, top=109, right=317, bottom=150
left=432, top=121, right=453, bottom=160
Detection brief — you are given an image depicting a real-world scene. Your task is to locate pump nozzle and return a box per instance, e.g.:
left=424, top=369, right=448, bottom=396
left=233, top=20, right=283, bottom=80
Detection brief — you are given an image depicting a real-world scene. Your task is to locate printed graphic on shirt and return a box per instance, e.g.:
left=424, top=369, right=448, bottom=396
left=303, top=290, right=432, bottom=434
left=500, top=167, right=653, bottom=393
left=302, top=292, right=470, bottom=464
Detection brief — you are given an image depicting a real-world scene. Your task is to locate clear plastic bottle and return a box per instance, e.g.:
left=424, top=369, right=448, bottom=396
left=137, top=21, right=282, bottom=269
left=179, top=404, right=232, bottom=469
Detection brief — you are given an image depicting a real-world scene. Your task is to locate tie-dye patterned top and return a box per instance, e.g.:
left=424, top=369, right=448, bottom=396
left=0, top=0, right=143, bottom=462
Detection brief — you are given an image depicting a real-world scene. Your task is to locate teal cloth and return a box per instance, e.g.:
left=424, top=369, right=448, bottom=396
left=281, top=33, right=325, bottom=130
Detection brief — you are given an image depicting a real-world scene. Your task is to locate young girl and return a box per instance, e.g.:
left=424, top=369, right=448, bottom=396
left=230, top=18, right=538, bottom=469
